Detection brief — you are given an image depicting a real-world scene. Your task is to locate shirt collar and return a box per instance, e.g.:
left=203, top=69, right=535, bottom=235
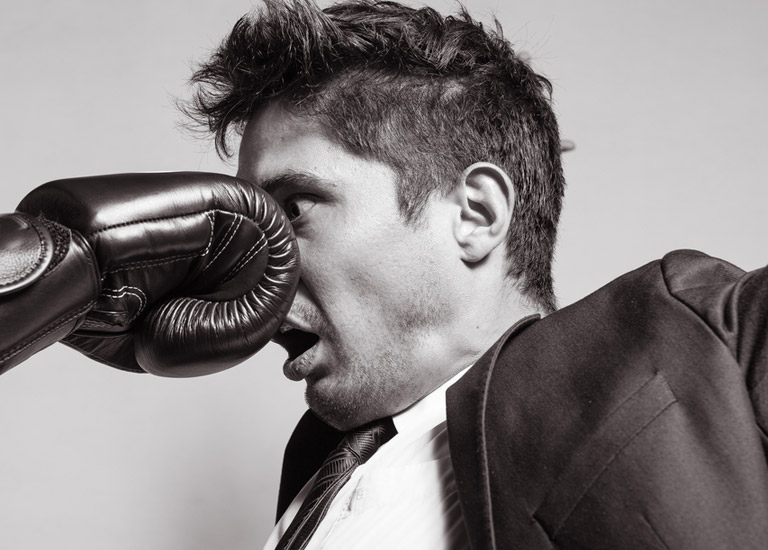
left=391, top=366, right=472, bottom=438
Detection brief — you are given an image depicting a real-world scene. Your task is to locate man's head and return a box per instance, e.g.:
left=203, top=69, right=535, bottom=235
left=185, top=0, right=564, bottom=311
left=184, top=0, right=565, bottom=428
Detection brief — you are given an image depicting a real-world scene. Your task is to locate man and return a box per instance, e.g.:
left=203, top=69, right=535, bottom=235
left=182, top=0, right=557, bottom=546
left=180, top=1, right=768, bottom=549
left=1, top=0, right=765, bottom=548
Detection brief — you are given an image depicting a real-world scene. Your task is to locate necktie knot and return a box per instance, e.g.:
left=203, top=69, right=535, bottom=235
left=341, top=417, right=397, bottom=464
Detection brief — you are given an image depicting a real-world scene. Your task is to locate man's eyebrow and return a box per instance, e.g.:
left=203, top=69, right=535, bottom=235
left=259, top=172, right=333, bottom=196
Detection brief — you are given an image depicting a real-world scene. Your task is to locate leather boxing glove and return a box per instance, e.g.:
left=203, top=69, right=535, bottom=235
left=0, top=172, right=299, bottom=377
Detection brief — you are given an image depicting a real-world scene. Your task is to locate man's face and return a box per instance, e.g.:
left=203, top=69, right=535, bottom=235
left=237, top=104, right=459, bottom=430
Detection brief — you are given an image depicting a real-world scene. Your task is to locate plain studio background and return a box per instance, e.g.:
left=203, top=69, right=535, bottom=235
left=0, top=0, right=765, bottom=548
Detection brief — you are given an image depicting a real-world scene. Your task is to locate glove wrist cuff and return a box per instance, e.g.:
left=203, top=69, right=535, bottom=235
left=0, top=213, right=55, bottom=295
left=0, top=213, right=101, bottom=374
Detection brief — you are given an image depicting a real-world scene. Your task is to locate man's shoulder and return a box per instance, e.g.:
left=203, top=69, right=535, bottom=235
left=569, top=249, right=745, bottom=314
left=562, top=249, right=748, bottom=345
left=447, top=250, right=768, bottom=550
left=533, top=249, right=740, bottom=342
left=449, top=249, right=751, bottom=412
left=539, top=249, right=746, bottom=335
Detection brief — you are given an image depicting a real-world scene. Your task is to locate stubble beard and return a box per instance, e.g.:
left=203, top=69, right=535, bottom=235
left=305, top=341, right=408, bottom=431
left=305, top=286, right=450, bottom=431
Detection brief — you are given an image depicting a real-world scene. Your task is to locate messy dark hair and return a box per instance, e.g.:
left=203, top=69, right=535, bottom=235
left=183, top=0, right=565, bottom=311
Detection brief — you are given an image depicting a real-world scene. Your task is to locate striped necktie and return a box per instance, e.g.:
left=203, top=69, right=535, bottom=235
left=276, top=417, right=397, bottom=550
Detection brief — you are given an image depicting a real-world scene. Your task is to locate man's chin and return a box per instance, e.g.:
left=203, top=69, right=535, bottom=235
left=305, top=384, right=375, bottom=431
left=306, top=388, right=351, bottom=430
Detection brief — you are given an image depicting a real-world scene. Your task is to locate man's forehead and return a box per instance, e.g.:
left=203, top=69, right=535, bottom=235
left=241, top=101, right=318, bottom=145
left=235, top=104, right=323, bottom=183
left=237, top=106, right=286, bottom=162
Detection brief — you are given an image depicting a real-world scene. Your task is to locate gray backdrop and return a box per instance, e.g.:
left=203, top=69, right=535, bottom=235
left=1, top=0, right=766, bottom=548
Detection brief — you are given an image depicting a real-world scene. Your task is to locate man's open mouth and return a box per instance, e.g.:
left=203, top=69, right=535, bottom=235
left=272, top=325, right=320, bottom=360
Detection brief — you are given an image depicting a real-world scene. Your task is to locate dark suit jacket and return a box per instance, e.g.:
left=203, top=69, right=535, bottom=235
left=277, top=250, right=768, bottom=549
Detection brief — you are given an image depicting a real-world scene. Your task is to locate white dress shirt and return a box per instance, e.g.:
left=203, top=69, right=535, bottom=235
left=264, top=368, right=471, bottom=550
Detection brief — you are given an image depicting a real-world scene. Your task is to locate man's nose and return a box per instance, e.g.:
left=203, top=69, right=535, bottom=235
left=284, top=279, right=311, bottom=318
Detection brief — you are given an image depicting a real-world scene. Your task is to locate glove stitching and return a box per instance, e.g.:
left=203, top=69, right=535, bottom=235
left=220, top=235, right=267, bottom=284
left=101, top=285, right=147, bottom=301
left=103, top=213, right=217, bottom=274
left=103, top=252, right=203, bottom=274
left=151, top=245, right=289, bottom=308
left=99, top=286, right=148, bottom=325
left=83, top=209, right=232, bottom=238
left=0, top=301, right=97, bottom=363
left=204, top=214, right=243, bottom=271
left=203, top=210, right=216, bottom=256
left=79, top=320, right=117, bottom=329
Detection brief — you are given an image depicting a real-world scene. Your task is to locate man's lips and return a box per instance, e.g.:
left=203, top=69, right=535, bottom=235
left=273, top=324, right=320, bottom=360
left=272, top=324, right=321, bottom=380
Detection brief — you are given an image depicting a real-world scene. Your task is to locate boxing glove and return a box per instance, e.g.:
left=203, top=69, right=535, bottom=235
left=0, top=172, right=299, bottom=377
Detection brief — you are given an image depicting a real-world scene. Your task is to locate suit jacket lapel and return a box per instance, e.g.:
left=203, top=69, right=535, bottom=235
left=446, top=314, right=540, bottom=550
left=275, top=410, right=344, bottom=521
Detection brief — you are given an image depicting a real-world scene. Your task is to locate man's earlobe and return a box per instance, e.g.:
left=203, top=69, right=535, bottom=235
left=454, top=162, right=514, bottom=263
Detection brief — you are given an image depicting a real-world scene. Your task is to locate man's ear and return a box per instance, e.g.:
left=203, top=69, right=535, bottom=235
left=453, top=162, right=514, bottom=263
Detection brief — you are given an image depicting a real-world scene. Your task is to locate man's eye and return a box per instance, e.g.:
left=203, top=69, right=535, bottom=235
left=283, top=196, right=315, bottom=222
